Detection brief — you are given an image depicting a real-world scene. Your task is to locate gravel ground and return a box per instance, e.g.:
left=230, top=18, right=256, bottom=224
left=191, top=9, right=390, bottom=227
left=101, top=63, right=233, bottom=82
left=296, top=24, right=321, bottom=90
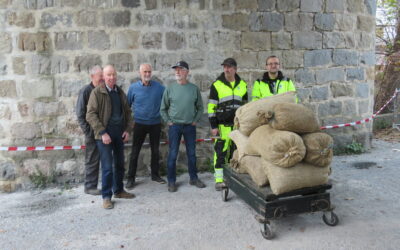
left=1, top=139, right=399, bottom=250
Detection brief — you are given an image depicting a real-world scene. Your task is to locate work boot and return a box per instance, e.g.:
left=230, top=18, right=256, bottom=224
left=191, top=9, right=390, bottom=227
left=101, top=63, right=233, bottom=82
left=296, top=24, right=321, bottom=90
left=151, top=175, right=166, bottom=184
left=125, top=179, right=135, bottom=190
left=103, top=198, right=114, bottom=209
left=168, top=183, right=177, bottom=192
left=215, top=182, right=226, bottom=191
left=84, top=188, right=101, bottom=196
left=189, top=179, right=206, bottom=188
left=114, top=190, right=135, bottom=199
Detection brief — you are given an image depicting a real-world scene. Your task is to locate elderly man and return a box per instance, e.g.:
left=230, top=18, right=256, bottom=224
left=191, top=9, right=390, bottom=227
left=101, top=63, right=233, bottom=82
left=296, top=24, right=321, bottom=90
left=86, top=65, right=135, bottom=209
left=76, top=65, right=103, bottom=195
left=208, top=58, right=248, bottom=191
left=160, top=61, right=206, bottom=192
left=125, top=63, right=166, bottom=189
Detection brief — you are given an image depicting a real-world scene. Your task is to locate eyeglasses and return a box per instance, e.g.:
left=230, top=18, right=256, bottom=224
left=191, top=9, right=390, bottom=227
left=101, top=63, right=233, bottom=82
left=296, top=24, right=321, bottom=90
left=267, top=62, right=280, bottom=66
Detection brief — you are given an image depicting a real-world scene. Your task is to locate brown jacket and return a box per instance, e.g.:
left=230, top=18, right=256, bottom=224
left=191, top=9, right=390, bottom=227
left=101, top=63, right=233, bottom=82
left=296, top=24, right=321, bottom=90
left=86, top=83, right=132, bottom=140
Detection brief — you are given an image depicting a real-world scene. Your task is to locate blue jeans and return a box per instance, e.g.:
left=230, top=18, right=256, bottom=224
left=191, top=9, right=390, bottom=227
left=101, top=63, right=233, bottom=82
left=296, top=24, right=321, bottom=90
left=96, top=125, right=125, bottom=199
left=167, top=124, right=198, bottom=184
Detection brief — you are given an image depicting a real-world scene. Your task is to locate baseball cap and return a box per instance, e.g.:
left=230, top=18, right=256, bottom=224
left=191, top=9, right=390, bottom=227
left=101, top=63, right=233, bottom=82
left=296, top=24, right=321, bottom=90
left=172, top=61, right=189, bottom=70
left=221, top=58, right=237, bottom=67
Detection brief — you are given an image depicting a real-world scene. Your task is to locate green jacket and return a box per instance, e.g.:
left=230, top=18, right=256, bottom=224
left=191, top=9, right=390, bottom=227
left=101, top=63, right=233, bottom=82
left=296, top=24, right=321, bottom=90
left=252, top=71, right=296, bottom=101
left=86, top=83, right=132, bottom=139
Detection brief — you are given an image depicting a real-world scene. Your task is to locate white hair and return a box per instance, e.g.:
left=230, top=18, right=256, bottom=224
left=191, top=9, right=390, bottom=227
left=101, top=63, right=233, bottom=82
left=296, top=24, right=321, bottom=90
left=90, top=65, right=103, bottom=75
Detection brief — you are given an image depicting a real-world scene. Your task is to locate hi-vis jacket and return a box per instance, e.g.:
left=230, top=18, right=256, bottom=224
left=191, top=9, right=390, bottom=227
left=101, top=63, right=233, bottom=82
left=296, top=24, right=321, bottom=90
left=252, top=71, right=296, bottom=101
left=208, top=73, right=248, bottom=129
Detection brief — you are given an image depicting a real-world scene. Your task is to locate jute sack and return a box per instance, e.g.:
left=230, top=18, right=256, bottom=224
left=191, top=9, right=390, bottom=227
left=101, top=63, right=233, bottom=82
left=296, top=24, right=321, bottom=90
left=241, top=155, right=268, bottom=187
left=263, top=159, right=329, bottom=195
left=229, top=130, right=255, bottom=160
left=302, top=132, right=334, bottom=167
left=229, top=150, right=247, bottom=174
left=247, top=125, right=306, bottom=168
left=269, top=103, right=320, bottom=134
left=234, top=91, right=297, bottom=136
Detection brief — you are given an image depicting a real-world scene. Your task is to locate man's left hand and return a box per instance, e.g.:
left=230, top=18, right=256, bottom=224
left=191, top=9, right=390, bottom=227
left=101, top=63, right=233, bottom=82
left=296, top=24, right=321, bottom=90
left=122, top=131, right=129, bottom=143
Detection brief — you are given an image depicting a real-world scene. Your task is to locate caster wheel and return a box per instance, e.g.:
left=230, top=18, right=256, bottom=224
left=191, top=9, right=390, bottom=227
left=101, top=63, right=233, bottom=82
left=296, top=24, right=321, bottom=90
left=221, top=187, right=229, bottom=202
left=260, top=222, right=274, bottom=240
left=323, top=211, right=339, bottom=226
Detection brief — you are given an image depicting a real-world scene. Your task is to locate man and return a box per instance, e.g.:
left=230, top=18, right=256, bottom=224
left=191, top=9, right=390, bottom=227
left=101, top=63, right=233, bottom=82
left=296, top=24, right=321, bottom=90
left=208, top=58, right=248, bottom=191
left=125, top=63, right=166, bottom=189
left=160, top=61, right=206, bottom=192
left=76, top=65, right=103, bottom=195
left=252, top=55, right=296, bottom=101
left=86, top=65, right=135, bottom=209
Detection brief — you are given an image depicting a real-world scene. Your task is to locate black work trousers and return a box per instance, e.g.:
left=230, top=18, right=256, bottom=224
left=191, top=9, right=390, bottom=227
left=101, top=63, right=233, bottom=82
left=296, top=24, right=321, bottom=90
left=84, top=135, right=100, bottom=190
left=127, top=123, right=161, bottom=180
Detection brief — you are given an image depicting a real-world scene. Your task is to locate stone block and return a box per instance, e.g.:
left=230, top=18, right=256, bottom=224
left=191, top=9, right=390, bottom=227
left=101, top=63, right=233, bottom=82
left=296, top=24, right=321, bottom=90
left=187, top=0, right=207, bottom=9
left=55, top=32, right=83, bottom=50
left=315, top=13, right=335, bottom=31
left=114, top=30, right=140, bottom=50
left=364, top=0, right=376, bottom=15
left=136, top=52, right=179, bottom=71
left=18, top=32, right=51, bottom=52
left=356, top=32, right=374, bottom=49
left=347, top=68, right=364, bottom=81
left=121, top=0, right=140, bottom=8
left=0, top=33, right=12, bottom=53
left=33, top=102, right=62, bottom=117
left=135, top=13, right=165, bottom=26
left=40, top=12, right=72, bottom=29
left=271, top=32, right=291, bottom=49
left=292, top=31, right=322, bottom=49
left=108, top=53, right=133, bottom=72
left=222, top=13, right=249, bottom=31
left=13, top=57, right=26, bottom=75
left=0, top=105, right=11, bottom=120
left=0, top=0, right=8, bottom=8
left=0, top=161, right=16, bottom=181
left=86, top=0, right=119, bottom=8
left=56, top=77, right=84, bottom=97
left=74, top=54, right=102, bottom=73
left=162, top=0, right=186, bottom=8
left=23, top=159, right=52, bottom=177
left=88, top=30, right=110, bottom=50
left=250, top=12, right=283, bottom=32
left=212, top=31, right=240, bottom=50
left=145, top=0, right=157, bottom=9
left=61, top=0, right=84, bottom=7
left=311, top=86, right=329, bottom=101
left=18, top=102, right=31, bottom=117
left=188, top=32, right=210, bottom=49
left=333, top=49, right=359, bottom=66
left=241, top=32, right=271, bottom=51
left=0, top=55, right=6, bottom=75
left=318, top=100, right=342, bottom=117
left=11, top=122, right=41, bottom=139
left=304, top=49, right=332, bottom=67
left=356, top=83, right=369, bottom=98
left=258, top=0, right=275, bottom=11
left=166, top=32, right=185, bottom=50
left=315, top=68, right=345, bottom=83
left=300, top=0, right=322, bottom=12
left=358, top=99, right=369, bottom=114
left=7, top=11, right=35, bottom=28
left=282, top=50, right=303, bottom=68
left=181, top=51, right=205, bottom=70
left=366, top=66, right=374, bottom=80
left=76, top=10, right=97, bottom=27
left=277, top=0, right=299, bottom=11
left=357, top=15, right=375, bottom=32
left=232, top=51, right=258, bottom=69
left=360, top=51, right=375, bottom=65
left=330, top=82, right=354, bottom=97
left=21, top=78, right=54, bottom=98
left=335, top=14, right=355, bottom=31
left=296, top=88, right=311, bottom=102
left=284, top=13, right=313, bottom=32
left=257, top=51, right=283, bottom=68
left=24, top=0, right=54, bottom=9
left=343, top=99, right=357, bottom=117
left=347, top=0, right=363, bottom=13
left=294, top=68, right=315, bottom=86
left=205, top=51, right=228, bottom=71
left=234, top=0, right=257, bottom=9
left=103, top=10, right=131, bottom=27
left=0, top=80, right=17, bottom=97
left=323, top=32, right=346, bottom=49
left=344, top=33, right=356, bottom=49
left=193, top=74, right=215, bottom=92
left=326, top=0, right=345, bottom=12
left=212, top=0, right=230, bottom=9
left=30, top=54, right=69, bottom=75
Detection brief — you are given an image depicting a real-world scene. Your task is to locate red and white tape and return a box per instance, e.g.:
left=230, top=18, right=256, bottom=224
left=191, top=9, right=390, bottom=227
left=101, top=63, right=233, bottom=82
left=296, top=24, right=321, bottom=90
left=0, top=145, right=86, bottom=151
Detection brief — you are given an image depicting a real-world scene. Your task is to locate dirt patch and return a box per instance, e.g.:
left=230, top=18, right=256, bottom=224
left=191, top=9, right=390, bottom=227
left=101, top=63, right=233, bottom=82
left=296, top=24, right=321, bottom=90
left=373, top=128, right=400, bottom=142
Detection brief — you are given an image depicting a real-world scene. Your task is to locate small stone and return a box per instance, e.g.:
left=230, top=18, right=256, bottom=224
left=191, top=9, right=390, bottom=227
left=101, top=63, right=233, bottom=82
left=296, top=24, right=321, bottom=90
left=0, top=80, right=17, bottom=97
left=347, top=68, right=365, bottom=81
left=241, top=32, right=271, bottom=51
left=222, top=13, right=249, bottom=31
left=103, top=10, right=131, bottom=27
left=166, top=32, right=185, bottom=50
left=88, top=30, right=110, bottom=50
left=74, top=54, right=102, bottom=73
left=141, top=32, right=161, bottom=49
left=7, top=11, right=35, bottom=28
left=300, top=0, right=323, bottom=12
left=13, top=57, right=26, bottom=75
left=304, top=49, right=332, bottom=67
left=76, top=10, right=97, bottom=27
left=18, top=32, right=51, bottom=52
left=108, top=53, right=133, bottom=72
left=292, top=31, right=322, bottom=49
left=55, top=32, right=83, bottom=50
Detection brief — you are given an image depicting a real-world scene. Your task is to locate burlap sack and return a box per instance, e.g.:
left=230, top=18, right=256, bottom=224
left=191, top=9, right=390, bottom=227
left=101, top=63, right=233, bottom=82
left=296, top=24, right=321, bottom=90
left=269, top=103, right=320, bottom=134
left=241, top=155, right=268, bottom=187
left=302, top=132, right=334, bottom=167
left=229, top=130, right=255, bottom=160
left=263, top=159, right=330, bottom=195
left=247, top=125, right=305, bottom=168
left=229, top=150, right=247, bottom=174
left=234, top=91, right=297, bottom=136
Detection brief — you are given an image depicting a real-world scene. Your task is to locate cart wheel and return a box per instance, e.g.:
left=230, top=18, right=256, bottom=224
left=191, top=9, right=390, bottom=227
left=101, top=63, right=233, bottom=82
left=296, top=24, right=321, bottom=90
left=322, top=211, right=339, bottom=226
left=260, top=222, right=274, bottom=240
left=221, top=187, right=229, bottom=202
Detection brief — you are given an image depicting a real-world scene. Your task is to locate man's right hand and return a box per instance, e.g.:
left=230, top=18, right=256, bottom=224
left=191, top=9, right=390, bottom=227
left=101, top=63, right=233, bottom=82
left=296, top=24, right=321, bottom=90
left=102, top=133, right=112, bottom=144
left=211, top=128, right=219, bottom=136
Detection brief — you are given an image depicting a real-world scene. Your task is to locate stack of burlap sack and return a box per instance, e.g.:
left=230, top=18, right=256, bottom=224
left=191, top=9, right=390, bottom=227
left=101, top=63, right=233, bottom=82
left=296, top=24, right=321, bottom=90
left=229, top=91, right=333, bottom=195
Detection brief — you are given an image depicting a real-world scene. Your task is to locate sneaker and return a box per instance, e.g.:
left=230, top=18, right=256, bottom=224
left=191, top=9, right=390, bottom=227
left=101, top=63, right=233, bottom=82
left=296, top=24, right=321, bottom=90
left=189, top=179, right=206, bottom=188
left=103, top=198, right=114, bottom=209
left=114, top=190, right=135, bottom=199
left=84, top=188, right=101, bottom=196
left=215, top=182, right=226, bottom=191
left=152, top=175, right=166, bottom=184
left=168, top=183, right=177, bottom=192
left=125, top=179, right=135, bottom=190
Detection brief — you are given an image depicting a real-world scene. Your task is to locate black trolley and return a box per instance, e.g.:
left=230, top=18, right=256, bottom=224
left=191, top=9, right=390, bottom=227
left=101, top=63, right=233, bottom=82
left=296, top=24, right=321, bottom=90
left=221, top=165, right=339, bottom=239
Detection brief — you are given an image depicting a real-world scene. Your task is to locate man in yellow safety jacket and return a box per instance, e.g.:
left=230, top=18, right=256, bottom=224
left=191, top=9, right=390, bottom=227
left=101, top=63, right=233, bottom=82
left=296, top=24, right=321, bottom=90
left=208, top=58, right=248, bottom=191
left=252, top=55, right=296, bottom=100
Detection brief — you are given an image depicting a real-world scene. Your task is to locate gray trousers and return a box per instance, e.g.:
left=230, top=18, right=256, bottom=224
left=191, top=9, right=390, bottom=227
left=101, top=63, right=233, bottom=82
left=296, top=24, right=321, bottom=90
left=84, top=135, right=100, bottom=190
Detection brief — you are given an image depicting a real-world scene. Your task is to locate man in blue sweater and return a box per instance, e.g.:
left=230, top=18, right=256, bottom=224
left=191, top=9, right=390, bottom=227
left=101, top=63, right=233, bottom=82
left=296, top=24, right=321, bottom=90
left=126, top=63, right=166, bottom=189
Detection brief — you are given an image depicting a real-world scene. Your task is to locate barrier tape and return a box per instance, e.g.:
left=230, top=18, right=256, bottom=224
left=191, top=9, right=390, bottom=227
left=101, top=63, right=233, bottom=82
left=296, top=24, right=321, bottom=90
left=1, top=90, right=398, bottom=152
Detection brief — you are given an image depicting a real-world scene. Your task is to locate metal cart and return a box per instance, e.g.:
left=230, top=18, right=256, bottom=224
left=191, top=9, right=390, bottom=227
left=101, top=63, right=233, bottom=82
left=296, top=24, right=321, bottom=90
left=221, top=165, right=339, bottom=239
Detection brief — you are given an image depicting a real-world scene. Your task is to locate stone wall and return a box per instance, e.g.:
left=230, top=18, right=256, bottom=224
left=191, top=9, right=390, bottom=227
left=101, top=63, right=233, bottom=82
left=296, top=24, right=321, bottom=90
left=0, top=0, right=376, bottom=192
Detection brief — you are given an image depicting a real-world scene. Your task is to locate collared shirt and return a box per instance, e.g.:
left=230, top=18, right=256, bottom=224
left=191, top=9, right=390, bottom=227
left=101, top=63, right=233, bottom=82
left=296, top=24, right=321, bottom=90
left=105, top=83, right=118, bottom=93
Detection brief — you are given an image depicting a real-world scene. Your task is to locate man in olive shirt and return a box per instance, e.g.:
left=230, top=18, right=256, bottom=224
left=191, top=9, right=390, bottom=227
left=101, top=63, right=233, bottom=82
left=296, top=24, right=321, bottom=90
left=160, top=61, right=206, bottom=192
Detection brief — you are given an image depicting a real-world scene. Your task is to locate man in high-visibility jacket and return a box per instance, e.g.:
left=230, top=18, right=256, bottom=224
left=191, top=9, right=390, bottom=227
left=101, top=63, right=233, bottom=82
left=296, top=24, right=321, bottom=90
left=208, top=58, right=248, bottom=191
left=252, top=55, right=296, bottom=100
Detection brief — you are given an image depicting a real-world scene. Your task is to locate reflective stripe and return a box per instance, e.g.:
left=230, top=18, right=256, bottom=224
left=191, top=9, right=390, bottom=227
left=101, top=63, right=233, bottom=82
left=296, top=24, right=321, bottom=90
left=208, top=99, right=218, bottom=105
left=208, top=113, right=216, bottom=117
left=219, top=95, right=243, bottom=103
left=214, top=168, right=223, bottom=181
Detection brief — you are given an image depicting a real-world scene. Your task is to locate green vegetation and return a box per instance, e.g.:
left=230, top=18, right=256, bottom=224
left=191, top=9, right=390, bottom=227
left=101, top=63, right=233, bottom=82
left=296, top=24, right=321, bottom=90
left=29, top=168, right=55, bottom=189
left=344, top=141, right=365, bottom=155
left=374, top=119, right=392, bottom=130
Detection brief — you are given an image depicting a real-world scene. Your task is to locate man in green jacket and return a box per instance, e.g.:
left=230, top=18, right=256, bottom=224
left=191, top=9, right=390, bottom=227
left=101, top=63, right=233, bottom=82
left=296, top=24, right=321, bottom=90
left=86, top=65, right=135, bottom=209
left=160, top=61, right=206, bottom=192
